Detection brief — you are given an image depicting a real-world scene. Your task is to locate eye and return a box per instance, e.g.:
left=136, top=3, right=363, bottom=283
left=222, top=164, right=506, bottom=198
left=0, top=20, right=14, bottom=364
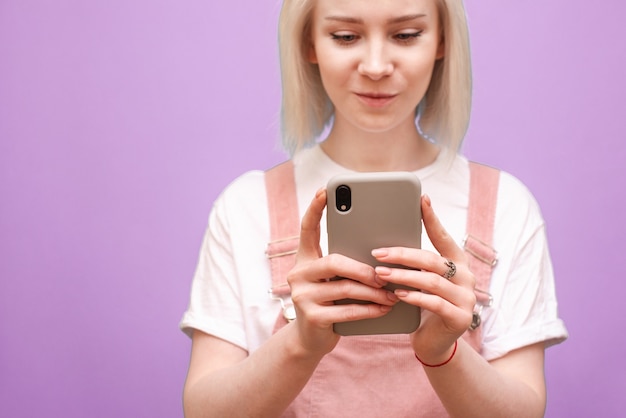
left=394, top=30, right=423, bottom=44
left=331, top=33, right=359, bottom=45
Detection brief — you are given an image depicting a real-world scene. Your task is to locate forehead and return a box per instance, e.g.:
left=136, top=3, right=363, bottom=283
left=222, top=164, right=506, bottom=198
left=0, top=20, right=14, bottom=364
left=311, top=0, right=441, bottom=22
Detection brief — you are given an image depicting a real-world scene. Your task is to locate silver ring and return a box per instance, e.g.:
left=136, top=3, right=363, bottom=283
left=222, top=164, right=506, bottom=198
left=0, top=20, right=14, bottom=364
left=443, top=260, right=456, bottom=280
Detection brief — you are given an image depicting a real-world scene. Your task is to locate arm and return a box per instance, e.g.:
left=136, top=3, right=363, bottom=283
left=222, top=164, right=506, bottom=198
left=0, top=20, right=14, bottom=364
left=373, top=195, right=547, bottom=417
left=183, top=189, right=398, bottom=417
left=183, top=326, right=324, bottom=418
left=424, top=340, right=546, bottom=418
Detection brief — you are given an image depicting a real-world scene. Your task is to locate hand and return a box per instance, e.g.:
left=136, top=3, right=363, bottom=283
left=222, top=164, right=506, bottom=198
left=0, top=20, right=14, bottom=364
left=286, top=188, right=399, bottom=356
left=371, top=194, right=476, bottom=365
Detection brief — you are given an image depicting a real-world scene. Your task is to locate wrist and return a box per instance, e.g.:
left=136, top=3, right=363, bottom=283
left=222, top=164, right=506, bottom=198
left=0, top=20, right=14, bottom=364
left=415, top=340, right=458, bottom=368
left=283, top=322, right=332, bottom=364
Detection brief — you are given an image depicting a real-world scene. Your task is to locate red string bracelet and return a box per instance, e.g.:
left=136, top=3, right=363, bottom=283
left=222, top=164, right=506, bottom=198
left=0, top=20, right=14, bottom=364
left=415, top=340, right=458, bottom=367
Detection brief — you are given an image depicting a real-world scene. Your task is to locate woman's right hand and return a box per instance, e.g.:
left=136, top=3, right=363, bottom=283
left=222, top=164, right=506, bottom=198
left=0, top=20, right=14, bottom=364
left=286, top=188, right=399, bottom=356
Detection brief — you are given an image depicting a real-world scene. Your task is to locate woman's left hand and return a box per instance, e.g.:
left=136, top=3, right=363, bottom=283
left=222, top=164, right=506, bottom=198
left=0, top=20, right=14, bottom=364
left=372, top=194, right=476, bottom=366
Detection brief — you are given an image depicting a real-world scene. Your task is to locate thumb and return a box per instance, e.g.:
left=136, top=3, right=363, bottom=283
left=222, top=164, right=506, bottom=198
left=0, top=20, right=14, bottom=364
left=421, top=194, right=465, bottom=262
left=296, top=188, right=326, bottom=261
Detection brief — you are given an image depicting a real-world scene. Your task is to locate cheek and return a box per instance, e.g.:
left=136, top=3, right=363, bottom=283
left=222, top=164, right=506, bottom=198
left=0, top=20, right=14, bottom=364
left=398, top=61, right=437, bottom=109
left=315, top=40, right=360, bottom=76
left=407, top=55, right=438, bottom=85
left=317, top=54, right=354, bottom=87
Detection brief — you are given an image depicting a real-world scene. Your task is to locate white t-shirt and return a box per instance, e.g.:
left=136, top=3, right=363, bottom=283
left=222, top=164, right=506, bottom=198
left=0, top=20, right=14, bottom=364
left=180, top=145, right=568, bottom=361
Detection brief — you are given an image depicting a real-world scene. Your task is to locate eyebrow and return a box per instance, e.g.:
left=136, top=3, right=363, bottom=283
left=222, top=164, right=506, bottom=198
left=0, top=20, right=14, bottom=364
left=324, top=14, right=427, bottom=25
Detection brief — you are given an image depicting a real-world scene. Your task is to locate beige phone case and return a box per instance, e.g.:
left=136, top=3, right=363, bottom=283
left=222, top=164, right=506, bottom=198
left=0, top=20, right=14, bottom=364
left=327, top=172, right=422, bottom=335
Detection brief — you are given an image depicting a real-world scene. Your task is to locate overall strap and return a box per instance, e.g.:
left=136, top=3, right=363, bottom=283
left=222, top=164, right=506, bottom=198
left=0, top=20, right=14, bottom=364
left=466, top=162, right=500, bottom=310
left=265, top=160, right=300, bottom=331
left=264, top=160, right=300, bottom=296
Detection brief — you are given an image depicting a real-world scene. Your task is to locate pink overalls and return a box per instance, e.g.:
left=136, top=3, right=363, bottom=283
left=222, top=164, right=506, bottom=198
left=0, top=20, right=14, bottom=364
left=265, top=161, right=499, bottom=417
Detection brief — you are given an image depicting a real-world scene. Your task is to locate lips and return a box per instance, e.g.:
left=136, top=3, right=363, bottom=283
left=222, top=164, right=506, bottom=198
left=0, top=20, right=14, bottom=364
left=355, top=92, right=397, bottom=108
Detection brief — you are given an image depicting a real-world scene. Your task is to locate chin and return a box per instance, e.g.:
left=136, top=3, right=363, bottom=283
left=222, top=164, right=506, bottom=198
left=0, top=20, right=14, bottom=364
left=351, top=119, right=407, bottom=135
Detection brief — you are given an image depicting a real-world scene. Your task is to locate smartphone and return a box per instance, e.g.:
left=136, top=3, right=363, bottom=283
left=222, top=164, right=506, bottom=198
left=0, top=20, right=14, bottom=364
left=326, top=172, right=422, bottom=335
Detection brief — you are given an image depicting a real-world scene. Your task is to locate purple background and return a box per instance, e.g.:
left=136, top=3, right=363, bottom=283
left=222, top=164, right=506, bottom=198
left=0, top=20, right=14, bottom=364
left=1, top=1, right=624, bottom=417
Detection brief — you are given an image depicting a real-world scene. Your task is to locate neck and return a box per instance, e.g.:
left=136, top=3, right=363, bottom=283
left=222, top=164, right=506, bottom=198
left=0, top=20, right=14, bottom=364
left=320, top=120, right=440, bottom=172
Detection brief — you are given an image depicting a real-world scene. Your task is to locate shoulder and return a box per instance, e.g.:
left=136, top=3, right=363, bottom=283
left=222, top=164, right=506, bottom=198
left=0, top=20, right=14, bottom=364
left=210, top=170, right=270, bottom=233
left=461, top=159, right=544, bottom=227
left=496, top=170, right=545, bottom=230
left=218, top=170, right=267, bottom=203
left=461, top=160, right=546, bottom=248
left=468, top=162, right=539, bottom=211
left=212, top=169, right=271, bottom=215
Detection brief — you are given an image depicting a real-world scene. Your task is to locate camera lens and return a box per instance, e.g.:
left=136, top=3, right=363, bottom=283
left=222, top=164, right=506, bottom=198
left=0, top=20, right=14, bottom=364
left=336, top=185, right=351, bottom=212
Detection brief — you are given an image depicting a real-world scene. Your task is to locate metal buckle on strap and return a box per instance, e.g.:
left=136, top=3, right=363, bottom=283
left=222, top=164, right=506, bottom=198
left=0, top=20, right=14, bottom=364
left=265, top=235, right=299, bottom=259
left=475, top=287, right=494, bottom=308
left=470, top=289, right=494, bottom=331
left=462, top=234, right=498, bottom=267
left=266, top=249, right=298, bottom=259
left=268, top=286, right=296, bottom=322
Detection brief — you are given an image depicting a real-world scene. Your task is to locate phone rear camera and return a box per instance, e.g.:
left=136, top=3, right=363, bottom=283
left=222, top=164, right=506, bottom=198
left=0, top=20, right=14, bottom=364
left=336, top=185, right=351, bottom=212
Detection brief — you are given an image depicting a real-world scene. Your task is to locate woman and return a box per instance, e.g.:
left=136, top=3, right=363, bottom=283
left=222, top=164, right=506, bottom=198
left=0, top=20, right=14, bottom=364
left=180, top=0, right=568, bottom=416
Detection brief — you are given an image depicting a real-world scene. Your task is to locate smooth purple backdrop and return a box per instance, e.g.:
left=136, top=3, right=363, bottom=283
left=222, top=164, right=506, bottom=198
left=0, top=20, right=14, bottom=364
left=1, top=1, right=624, bottom=417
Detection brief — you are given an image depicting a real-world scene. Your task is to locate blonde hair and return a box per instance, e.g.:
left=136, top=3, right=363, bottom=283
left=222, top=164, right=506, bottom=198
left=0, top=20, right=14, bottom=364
left=278, top=0, right=472, bottom=156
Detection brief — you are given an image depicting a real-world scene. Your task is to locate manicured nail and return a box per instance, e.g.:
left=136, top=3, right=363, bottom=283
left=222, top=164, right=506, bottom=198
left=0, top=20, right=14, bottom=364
left=387, top=291, right=400, bottom=303
left=374, top=274, right=388, bottom=287
left=372, top=248, right=388, bottom=258
left=375, top=266, right=392, bottom=276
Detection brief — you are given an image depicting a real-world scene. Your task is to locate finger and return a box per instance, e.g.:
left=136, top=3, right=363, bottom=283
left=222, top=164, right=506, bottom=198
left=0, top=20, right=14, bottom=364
left=289, top=252, right=383, bottom=289
left=298, top=300, right=394, bottom=327
left=394, top=288, right=474, bottom=332
left=372, top=248, right=475, bottom=291
left=311, top=278, right=400, bottom=306
left=296, top=188, right=326, bottom=261
left=375, top=266, right=470, bottom=304
left=372, top=247, right=456, bottom=277
left=421, top=194, right=466, bottom=262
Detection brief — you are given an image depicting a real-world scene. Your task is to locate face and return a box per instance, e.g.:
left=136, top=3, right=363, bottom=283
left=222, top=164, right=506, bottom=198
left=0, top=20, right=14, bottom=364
left=308, top=0, right=444, bottom=135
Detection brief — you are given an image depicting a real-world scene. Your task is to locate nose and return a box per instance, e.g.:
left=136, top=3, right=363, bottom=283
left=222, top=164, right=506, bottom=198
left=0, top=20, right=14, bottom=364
left=357, top=40, right=393, bottom=80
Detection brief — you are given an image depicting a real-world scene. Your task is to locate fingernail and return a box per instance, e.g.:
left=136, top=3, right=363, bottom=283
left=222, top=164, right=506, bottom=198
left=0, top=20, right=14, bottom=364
left=423, top=194, right=432, bottom=207
left=375, top=266, right=391, bottom=276
left=374, top=274, right=388, bottom=287
left=387, top=291, right=399, bottom=303
left=372, top=248, right=388, bottom=258
left=395, top=289, right=409, bottom=297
